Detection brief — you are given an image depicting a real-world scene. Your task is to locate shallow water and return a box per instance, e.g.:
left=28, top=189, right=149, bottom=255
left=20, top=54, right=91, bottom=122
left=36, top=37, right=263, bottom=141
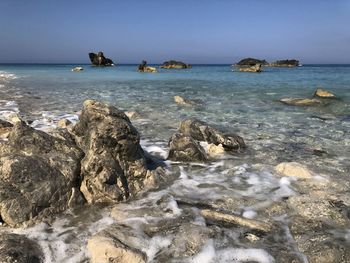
left=0, top=64, right=350, bottom=262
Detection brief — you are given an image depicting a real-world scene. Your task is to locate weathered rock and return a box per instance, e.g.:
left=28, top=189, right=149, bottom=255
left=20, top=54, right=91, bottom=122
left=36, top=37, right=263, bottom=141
left=280, top=97, right=322, bottom=106
left=269, top=59, right=299, bottom=67
left=168, top=133, right=208, bottom=162
left=200, top=209, right=274, bottom=233
left=238, top=64, right=262, bottom=73
left=0, top=233, right=44, bottom=263
left=72, top=100, right=163, bottom=203
left=0, top=119, right=13, bottom=128
left=173, top=95, right=195, bottom=106
left=137, top=60, right=157, bottom=73
left=313, top=88, right=336, bottom=98
left=89, top=51, right=114, bottom=66
left=160, top=60, right=191, bottom=69
left=71, top=66, right=83, bottom=72
left=275, top=162, right=313, bottom=178
left=207, top=143, right=225, bottom=156
left=178, top=119, right=245, bottom=151
left=236, top=58, right=268, bottom=66
left=87, top=224, right=147, bottom=263
left=0, top=119, right=12, bottom=139
left=0, top=121, right=84, bottom=226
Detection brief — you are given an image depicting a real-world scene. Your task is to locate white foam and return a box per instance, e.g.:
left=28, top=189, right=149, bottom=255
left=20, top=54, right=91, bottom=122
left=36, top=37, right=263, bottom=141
left=190, top=239, right=216, bottom=263
left=145, top=235, right=173, bottom=261
left=144, top=145, right=168, bottom=159
left=0, top=71, right=17, bottom=80
left=242, top=210, right=257, bottom=219
left=216, top=247, right=275, bottom=263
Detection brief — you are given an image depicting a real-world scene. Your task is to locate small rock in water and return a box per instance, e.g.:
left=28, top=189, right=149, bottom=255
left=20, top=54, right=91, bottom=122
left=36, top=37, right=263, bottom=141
left=313, top=88, right=336, bottom=98
left=71, top=66, right=83, bottom=72
left=174, top=95, right=195, bottom=106
left=125, top=111, right=140, bottom=119
left=275, top=162, right=313, bottom=178
left=280, top=97, right=322, bottom=106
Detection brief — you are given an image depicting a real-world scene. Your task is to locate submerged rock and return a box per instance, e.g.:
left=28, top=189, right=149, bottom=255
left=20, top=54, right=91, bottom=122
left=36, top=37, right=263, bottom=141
left=279, top=97, right=322, bottom=106
left=72, top=100, right=164, bottom=203
left=313, top=88, right=336, bottom=98
left=0, top=120, right=84, bottom=226
left=87, top=224, right=147, bottom=263
left=160, top=60, right=191, bottom=69
left=173, top=95, right=195, bottom=106
left=0, top=233, right=44, bottom=263
left=275, top=162, right=314, bottom=178
left=89, top=51, right=114, bottom=66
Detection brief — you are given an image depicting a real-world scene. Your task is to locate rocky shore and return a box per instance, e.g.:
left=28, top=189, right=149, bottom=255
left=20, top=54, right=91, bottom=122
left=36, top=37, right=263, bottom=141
left=0, top=98, right=349, bottom=263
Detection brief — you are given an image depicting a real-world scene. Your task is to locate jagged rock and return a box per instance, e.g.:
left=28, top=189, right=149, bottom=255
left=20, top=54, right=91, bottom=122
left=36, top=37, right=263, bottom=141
left=0, top=233, right=44, bottom=263
left=0, top=121, right=84, bottom=226
left=71, top=66, right=83, bottom=72
left=280, top=97, right=322, bottom=106
left=238, top=64, right=262, bottom=72
left=168, top=133, right=208, bottom=162
left=178, top=119, right=245, bottom=151
left=275, top=162, right=313, bottom=178
left=0, top=119, right=12, bottom=139
left=236, top=58, right=268, bottom=66
left=313, top=88, right=336, bottom=98
left=89, top=51, right=114, bottom=66
left=71, top=100, right=163, bottom=203
left=87, top=224, right=147, bottom=263
left=160, top=60, right=191, bottom=69
left=174, top=95, right=195, bottom=106
left=269, top=59, right=299, bottom=67
left=0, top=119, right=13, bottom=128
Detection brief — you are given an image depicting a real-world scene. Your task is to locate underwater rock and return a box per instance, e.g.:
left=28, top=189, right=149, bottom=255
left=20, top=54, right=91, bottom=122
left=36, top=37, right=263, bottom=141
left=313, top=88, right=336, bottom=98
left=0, top=120, right=84, bottom=226
left=0, top=233, right=44, bottom=263
left=275, top=162, right=314, bottom=178
left=160, top=60, right=191, bottom=69
left=178, top=119, right=245, bottom=151
left=168, top=132, right=208, bottom=162
left=89, top=51, right=114, bottom=66
left=280, top=97, right=322, bottom=106
left=72, top=100, right=164, bottom=203
left=173, top=95, right=195, bottom=106
left=87, top=224, right=147, bottom=263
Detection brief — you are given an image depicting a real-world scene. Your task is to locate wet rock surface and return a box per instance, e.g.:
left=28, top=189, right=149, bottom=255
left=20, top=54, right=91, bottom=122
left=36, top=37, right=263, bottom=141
left=72, top=100, right=164, bottom=203
left=0, top=121, right=83, bottom=226
left=0, top=233, right=44, bottom=263
left=89, top=51, right=114, bottom=66
left=280, top=97, right=322, bottom=106
left=314, top=88, right=336, bottom=98
left=160, top=60, right=191, bottom=69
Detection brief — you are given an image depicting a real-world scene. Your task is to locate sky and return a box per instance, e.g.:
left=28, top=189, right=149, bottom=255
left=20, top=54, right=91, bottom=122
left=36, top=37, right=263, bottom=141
left=0, top=0, right=350, bottom=64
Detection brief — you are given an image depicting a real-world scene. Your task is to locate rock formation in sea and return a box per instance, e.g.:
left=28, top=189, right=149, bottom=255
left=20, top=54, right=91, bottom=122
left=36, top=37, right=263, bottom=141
left=269, top=59, right=299, bottom=67
left=313, top=88, right=336, bottom=98
left=137, top=60, right=157, bottom=73
left=236, top=58, right=268, bottom=66
left=168, top=118, right=245, bottom=162
left=0, top=100, right=165, bottom=226
left=238, top=64, right=262, bottom=73
left=280, top=88, right=337, bottom=106
left=89, top=51, right=114, bottom=66
left=160, top=60, right=191, bottom=69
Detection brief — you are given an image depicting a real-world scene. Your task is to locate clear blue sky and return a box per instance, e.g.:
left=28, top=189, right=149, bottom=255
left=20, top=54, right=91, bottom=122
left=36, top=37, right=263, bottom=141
left=1, top=0, right=350, bottom=64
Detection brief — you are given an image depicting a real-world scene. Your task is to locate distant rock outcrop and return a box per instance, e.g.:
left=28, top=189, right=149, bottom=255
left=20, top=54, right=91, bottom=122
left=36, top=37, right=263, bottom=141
left=137, top=60, right=157, bottom=73
left=89, top=51, right=114, bottom=66
left=269, top=59, right=299, bottom=67
left=239, top=64, right=262, bottom=73
left=236, top=58, right=268, bottom=66
left=160, top=60, right=191, bottom=69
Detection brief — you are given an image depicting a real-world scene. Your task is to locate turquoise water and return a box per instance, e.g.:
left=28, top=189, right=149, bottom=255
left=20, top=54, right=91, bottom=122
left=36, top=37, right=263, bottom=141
left=1, top=64, right=350, bottom=262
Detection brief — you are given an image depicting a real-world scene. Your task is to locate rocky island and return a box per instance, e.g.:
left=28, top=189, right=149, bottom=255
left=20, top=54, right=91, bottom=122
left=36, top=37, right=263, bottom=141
left=88, top=51, right=114, bottom=66
left=269, top=59, right=299, bottom=67
left=160, top=60, right=192, bottom=69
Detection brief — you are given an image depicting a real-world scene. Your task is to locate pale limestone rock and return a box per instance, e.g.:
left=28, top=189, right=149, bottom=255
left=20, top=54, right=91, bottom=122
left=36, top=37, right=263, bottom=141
left=57, top=118, right=72, bottom=128
left=207, top=143, right=225, bottom=156
left=174, top=95, right=195, bottom=106
left=275, top=162, right=313, bottom=178
left=125, top=111, right=140, bottom=120
left=314, top=88, right=336, bottom=98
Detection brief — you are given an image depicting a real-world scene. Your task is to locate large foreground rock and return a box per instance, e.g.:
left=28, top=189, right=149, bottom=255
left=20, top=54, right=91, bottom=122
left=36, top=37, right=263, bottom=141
left=0, top=233, right=44, bottom=263
left=72, top=100, right=163, bottom=203
left=168, top=119, right=245, bottom=161
left=89, top=51, right=114, bottom=66
left=0, top=121, right=84, bottom=226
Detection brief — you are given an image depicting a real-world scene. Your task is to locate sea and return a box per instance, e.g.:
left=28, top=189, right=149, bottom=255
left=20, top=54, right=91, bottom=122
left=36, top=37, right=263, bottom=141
left=0, top=64, right=349, bottom=262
